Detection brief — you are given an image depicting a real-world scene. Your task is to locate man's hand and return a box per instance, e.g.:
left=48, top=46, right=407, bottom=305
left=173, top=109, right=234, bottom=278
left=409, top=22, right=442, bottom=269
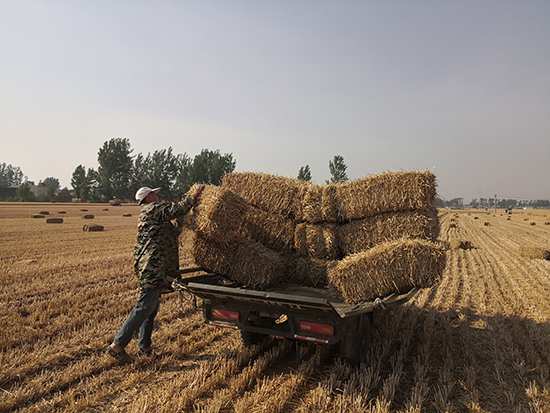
left=190, top=184, right=205, bottom=199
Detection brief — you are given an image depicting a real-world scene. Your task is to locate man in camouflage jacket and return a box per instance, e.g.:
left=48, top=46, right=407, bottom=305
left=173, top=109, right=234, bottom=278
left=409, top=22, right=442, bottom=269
left=108, top=184, right=204, bottom=364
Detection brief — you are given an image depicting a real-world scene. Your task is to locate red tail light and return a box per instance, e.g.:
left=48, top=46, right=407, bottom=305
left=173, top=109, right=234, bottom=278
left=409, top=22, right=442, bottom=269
left=299, top=321, right=334, bottom=336
left=211, top=309, right=240, bottom=322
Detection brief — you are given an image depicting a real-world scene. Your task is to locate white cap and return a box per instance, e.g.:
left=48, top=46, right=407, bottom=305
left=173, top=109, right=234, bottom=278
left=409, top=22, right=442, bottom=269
left=135, top=187, right=160, bottom=203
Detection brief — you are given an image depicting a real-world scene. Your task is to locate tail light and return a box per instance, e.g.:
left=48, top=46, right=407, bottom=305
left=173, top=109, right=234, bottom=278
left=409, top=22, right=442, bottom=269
left=299, top=321, right=334, bottom=336
left=211, top=309, right=240, bottom=322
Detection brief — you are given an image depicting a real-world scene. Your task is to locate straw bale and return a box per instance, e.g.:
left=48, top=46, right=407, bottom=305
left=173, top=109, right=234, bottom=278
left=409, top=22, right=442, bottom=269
left=290, top=255, right=336, bottom=288
left=545, top=221, right=550, bottom=225
left=302, top=184, right=339, bottom=223
left=327, top=239, right=446, bottom=304
left=58, top=211, right=66, bottom=214
left=238, top=206, right=296, bottom=252
left=189, top=185, right=249, bottom=242
left=83, top=224, right=104, bottom=232
left=530, top=222, right=536, bottom=226
left=336, top=171, right=437, bottom=221
left=294, top=222, right=340, bottom=260
left=518, top=247, right=550, bottom=260
left=338, top=208, right=440, bottom=255
left=449, top=239, right=472, bottom=250
left=46, top=218, right=63, bottom=224
left=31, top=214, right=44, bottom=218
left=192, top=233, right=288, bottom=289
left=122, top=213, right=132, bottom=217
left=82, top=214, right=95, bottom=219
left=39, top=211, right=50, bottom=215
left=222, top=172, right=307, bottom=219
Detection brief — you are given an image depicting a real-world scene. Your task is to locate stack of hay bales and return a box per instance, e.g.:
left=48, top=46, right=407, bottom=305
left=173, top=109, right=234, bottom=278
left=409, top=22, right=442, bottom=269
left=186, top=170, right=445, bottom=303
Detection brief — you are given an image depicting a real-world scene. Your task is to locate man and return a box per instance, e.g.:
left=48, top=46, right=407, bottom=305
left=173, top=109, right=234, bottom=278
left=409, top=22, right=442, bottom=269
left=108, top=184, right=205, bottom=364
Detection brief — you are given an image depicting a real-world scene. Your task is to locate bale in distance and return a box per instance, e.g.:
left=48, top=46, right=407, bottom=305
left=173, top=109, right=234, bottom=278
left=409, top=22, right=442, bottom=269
left=192, top=233, right=288, bottom=289
left=82, top=214, right=95, bottom=219
left=327, top=239, right=447, bottom=304
left=222, top=172, right=307, bottom=219
left=31, top=214, right=44, bottom=218
left=122, top=213, right=132, bottom=217
left=338, top=208, right=440, bottom=255
left=39, top=211, right=50, bottom=215
left=335, top=171, right=437, bottom=221
left=58, top=211, right=66, bottom=214
left=518, top=247, right=550, bottom=260
left=83, top=224, right=104, bottom=232
left=449, top=239, right=473, bottom=250
left=46, top=218, right=63, bottom=224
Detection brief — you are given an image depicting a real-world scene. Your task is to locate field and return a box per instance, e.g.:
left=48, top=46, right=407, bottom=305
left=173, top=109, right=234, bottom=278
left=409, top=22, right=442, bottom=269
left=1, top=203, right=550, bottom=412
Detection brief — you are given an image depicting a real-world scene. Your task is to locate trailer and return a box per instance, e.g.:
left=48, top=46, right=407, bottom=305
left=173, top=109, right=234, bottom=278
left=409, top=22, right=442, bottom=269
left=168, top=267, right=418, bottom=365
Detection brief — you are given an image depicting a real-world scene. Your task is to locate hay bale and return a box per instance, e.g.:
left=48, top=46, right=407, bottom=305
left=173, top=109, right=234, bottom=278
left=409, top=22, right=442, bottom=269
left=192, top=233, right=288, bottom=289
left=122, top=213, right=132, bottom=217
left=518, top=247, right=550, bottom=260
left=238, top=206, right=296, bottom=252
left=335, top=171, right=437, bottom=221
left=302, top=184, right=339, bottom=223
left=102, top=208, right=109, bottom=211
left=290, top=255, right=335, bottom=287
left=327, top=239, right=446, bottom=304
left=46, top=218, right=63, bottom=224
left=39, top=211, right=50, bottom=215
left=31, top=214, right=44, bottom=218
left=545, top=221, right=550, bottom=225
left=530, top=222, right=536, bottom=226
left=83, top=224, right=104, bottom=232
left=449, top=239, right=472, bottom=250
left=294, top=222, right=340, bottom=260
left=82, top=214, right=95, bottom=219
left=58, top=211, right=66, bottom=214
left=449, top=223, right=457, bottom=228
left=222, top=172, right=307, bottom=219
left=474, top=216, right=479, bottom=219
left=338, top=209, right=440, bottom=255
left=80, top=209, right=88, bottom=211
left=484, top=222, right=491, bottom=226
left=189, top=185, right=249, bottom=242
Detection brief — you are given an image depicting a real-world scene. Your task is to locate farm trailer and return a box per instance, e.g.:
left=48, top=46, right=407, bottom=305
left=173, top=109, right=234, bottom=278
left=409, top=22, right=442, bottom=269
left=167, top=268, right=418, bottom=365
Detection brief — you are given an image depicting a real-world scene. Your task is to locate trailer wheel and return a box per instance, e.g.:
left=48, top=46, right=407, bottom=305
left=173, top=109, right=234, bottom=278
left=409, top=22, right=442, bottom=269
left=338, top=314, right=372, bottom=366
left=241, top=331, right=264, bottom=347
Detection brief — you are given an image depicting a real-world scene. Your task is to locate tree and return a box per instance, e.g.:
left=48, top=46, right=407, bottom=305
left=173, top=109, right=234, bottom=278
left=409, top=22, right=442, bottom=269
left=96, top=138, right=134, bottom=200
left=42, top=177, right=60, bottom=191
left=71, top=165, right=90, bottom=200
left=328, top=155, right=348, bottom=184
left=0, top=163, right=24, bottom=187
left=175, top=149, right=235, bottom=193
left=16, top=182, right=36, bottom=202
left=297, top=165, right=312, bottom=182
left=130, top=148, right=182, bottom=200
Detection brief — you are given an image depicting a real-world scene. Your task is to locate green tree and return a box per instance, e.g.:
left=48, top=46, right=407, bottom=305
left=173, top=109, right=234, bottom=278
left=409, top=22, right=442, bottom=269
left=71, top=165, right=90, bottom=200
left=175, top=149, right=235, bottom=193
left=328, top=155, right=348, bottom=183
left=0, top=163, right=24, bottom=187
left=97, top=138, right=134, bottom=201
left=130, top=148, right=182, bottom=200
left=42, top=177, right=60, bottom=191
left=16, top=182, right=36, bottom=202
left=297, top=165, right=312, bottom=182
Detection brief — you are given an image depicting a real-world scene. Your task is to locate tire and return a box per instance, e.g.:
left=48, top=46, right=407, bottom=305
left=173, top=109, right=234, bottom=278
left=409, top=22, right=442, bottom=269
left=338, top=314, right=372, bottom=366
left=240, top=330, right=265, bottom=347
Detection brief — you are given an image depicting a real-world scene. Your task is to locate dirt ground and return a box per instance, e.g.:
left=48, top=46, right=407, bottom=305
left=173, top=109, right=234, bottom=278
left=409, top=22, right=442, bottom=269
left=1, top=204, right=550, bottom=412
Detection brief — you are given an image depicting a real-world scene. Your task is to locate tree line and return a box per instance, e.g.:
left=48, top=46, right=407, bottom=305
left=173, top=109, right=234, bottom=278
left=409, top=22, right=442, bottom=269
left=437, top=197, right=550, bottom=209
left=1, top=138, right=349, bottom=202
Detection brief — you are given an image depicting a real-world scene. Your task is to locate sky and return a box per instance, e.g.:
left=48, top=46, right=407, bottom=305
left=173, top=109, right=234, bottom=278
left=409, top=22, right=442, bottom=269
left=1, top=1, right=549, bottom=202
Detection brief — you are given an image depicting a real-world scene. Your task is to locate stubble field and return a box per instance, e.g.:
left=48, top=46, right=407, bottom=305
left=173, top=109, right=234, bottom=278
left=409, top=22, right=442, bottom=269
left=1, top=203, right=550, bottom=412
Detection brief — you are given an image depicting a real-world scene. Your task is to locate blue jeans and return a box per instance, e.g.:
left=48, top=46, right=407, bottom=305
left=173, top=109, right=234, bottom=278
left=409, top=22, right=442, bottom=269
left=113, top=288, right=162, bottom=350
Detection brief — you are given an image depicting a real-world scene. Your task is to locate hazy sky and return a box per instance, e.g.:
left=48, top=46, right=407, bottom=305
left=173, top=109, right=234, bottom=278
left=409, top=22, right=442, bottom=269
left=1, top=1, right=549, bottom=201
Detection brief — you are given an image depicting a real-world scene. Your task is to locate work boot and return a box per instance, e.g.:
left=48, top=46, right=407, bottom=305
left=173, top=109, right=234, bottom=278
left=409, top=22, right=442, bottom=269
left=107, top=347, right=133, bottom=364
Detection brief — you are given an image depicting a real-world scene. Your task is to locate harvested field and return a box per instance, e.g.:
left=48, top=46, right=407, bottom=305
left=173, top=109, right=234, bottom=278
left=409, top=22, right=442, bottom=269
left=2, top=203, right=550, bottom=412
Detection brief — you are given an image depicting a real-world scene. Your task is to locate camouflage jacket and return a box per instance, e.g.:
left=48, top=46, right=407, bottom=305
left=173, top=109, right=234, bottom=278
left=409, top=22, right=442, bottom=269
left=134, top=195, right=196, bottom=292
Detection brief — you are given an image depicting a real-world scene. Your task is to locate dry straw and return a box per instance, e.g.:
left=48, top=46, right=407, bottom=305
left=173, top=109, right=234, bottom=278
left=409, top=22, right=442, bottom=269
left=83, top=224, right=104, bottom=232
left=338, top=208, right=440, bottom=255
left=192, top=233, right=288, bottom=289
left=189, top=185, right=249, bottom=241
left=518, top=247, right=550, bottom=260
left=46, top=218, right=63, bottom=224
left=335, top=171, right=437, bottom=221
left=327, top=239, right=447, bottom=304
left=449, top=239, right=473, bottom=250
left=302, top=184, right=339, bottom=223
left=294, top=222, right=340, bottom=260
left=238, top=206, right=296, bottom=252
left=222, top=172, right=307, bottom=219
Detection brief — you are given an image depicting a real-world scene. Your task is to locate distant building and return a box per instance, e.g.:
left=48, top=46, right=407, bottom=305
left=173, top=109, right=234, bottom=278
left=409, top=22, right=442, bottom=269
left=56, top=189, right=73, bottom=202
left=0, top=186, right=17, bottom=198
left=29, top=183, right=48, bottom=198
